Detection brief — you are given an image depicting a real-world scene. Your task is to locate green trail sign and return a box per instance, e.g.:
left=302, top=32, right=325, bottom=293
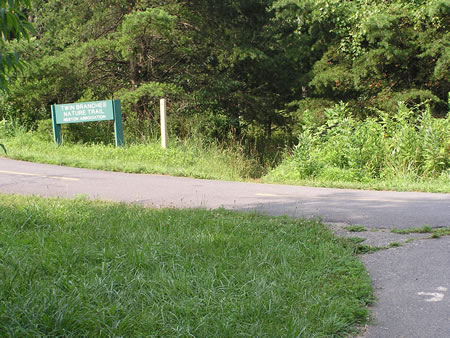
left=51, top=100, right=123, bottom=147
left=53, top=100, right=115, bottom=124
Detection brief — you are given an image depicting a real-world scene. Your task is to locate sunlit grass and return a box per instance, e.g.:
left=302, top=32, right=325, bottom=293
left=0, top=131, right=258, bottom=180
left=0, top=194, right=373, bottom=336
left=262, top=172, right=450, bottom=193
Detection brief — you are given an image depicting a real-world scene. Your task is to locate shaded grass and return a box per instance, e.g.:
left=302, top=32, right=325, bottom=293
left=0, top=194, right=373, bottom=336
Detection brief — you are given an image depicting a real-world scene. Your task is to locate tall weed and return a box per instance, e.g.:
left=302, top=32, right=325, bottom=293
left=266, top=102, right=449, bottom=184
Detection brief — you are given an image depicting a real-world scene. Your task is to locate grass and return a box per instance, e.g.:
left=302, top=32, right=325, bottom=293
left=263, top=168, right=450, bottom=193
left=0, top=194, right=373, bottom=336
left=341, top=237, right=387, bottom=254
left=345, top=225, right=367, bottom=232
left=348, top=243, right=384, bottom=255
left=391, top=225, right=433, bottom=234
left=0, top=131, right=260, bottom=181
left=391, top=225, right=450, bottom=237
left=342, top=238, right=407, bottom=254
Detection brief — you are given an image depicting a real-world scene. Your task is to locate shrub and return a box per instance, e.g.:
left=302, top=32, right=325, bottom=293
left=266, top=102, right=449, bottom=183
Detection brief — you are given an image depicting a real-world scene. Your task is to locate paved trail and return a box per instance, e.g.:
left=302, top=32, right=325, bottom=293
left=0, top=158, right=448, bottom=228
left=1, top=158, right=449, bottom=337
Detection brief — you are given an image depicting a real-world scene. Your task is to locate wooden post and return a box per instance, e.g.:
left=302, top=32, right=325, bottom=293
left=160, top=98, right=168, bottom=148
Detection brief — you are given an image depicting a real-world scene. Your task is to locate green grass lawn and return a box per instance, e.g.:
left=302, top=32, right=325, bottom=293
left=0, top=194, right=373, bottom=336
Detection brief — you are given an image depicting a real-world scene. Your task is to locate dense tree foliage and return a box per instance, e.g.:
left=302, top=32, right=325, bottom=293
left=0, top=0, right=448, bottom=141
left=0, top=0, right=34, bottom=91
left=274, top=0, right=449, bottom=116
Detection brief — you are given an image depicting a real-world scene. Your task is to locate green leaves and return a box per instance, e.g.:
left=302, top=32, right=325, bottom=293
left=0, top=0, right=34, bottom=45
left=273, top=0, right=449, bottom=116
left=118, top=8, right=177, bottom=59
left=276, top=102, right=449, bottom=182
left=117, top=82, right=184, bottom=120
left=0, top=0, right=34, bottom=92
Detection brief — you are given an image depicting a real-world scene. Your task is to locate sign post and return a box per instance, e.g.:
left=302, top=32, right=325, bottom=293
left=51, top=99, right=124, bottom=147
left=113, top=100, right=124, bottom=147
left=51, top=104, right=62, bottom=145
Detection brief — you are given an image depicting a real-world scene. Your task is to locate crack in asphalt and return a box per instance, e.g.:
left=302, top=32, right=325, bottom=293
left=327, top=223, right=449, bottom=249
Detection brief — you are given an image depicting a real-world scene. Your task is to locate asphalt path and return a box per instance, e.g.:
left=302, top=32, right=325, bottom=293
left=1, top=157, right=449, bottom=337
left=0, top=158, right=448, bottom=228
left=362, top=239, right=449, bottom=338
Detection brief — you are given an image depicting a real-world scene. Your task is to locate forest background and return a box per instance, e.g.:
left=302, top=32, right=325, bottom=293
left=0, top=0, right=449, bottom=191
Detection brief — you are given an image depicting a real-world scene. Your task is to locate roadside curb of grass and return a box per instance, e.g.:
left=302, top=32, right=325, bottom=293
left=1, top=133, right=449, bottom=193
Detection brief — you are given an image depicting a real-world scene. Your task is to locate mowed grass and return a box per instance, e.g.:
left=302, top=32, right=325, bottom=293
left=0, top=194, right=373, bottom=336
